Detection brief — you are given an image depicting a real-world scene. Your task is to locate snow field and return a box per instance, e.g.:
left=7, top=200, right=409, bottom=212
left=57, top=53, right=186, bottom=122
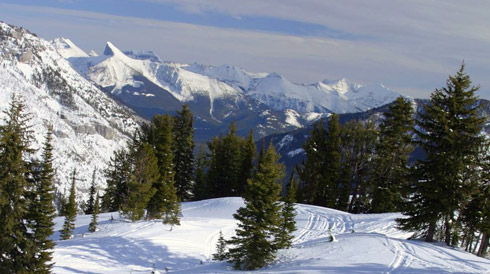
left=52, top=198, right=490, bottom=273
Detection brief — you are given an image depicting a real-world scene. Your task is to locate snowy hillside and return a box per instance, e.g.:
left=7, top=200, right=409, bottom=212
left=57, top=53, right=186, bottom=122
left=52, top=198, right=490, bottom=273
left=0, top=22, right=141, bottom=200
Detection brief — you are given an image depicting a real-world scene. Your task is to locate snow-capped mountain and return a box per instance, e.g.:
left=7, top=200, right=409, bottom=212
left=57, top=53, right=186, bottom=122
left=0, top=22, right=141, bottom=201
left=55, top=40, right=401, bottom=141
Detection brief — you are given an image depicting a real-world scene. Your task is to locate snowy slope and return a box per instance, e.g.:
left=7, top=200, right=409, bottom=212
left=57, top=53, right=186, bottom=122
left=51, top=37, right=89, bottom=59
left=0, top=22, right=141, bottom=201
left=52, top=198, right=490, bottom=273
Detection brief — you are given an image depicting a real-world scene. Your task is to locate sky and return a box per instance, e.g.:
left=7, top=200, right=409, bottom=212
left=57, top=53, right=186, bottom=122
left=1, top=0, right=490, bottom=99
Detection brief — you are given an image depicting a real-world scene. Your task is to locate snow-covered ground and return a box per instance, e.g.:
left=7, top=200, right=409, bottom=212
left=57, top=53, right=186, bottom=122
left=52, top=198, right=490, bottom=273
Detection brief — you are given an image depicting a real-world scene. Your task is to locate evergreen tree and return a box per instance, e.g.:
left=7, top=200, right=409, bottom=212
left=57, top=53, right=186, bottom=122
left=25, top=128, right=57, bottom=273
left=60, top=169, right=77, bottom=240
left=192, top=144, right=208, bottom=200
left=88, top=192, right=100, bottom=233
left=298, top=119, right=327, bottom=205
left=276, top=172, right=297, bottom=249
left=398, top=64, right=486, bottom=244
left=371, top=97, right=414, bottom=213
left=85, top=168, right=97, bottom=214
left=102, top=149, right=130, bottom=212
left=146, top=114, right=181, bottom=225
left=337, top=120, right=378, bottom=213
left=322, top=113, right=342, bottom=208
left=0, top=95, right=34, bottom=273
left=173, top=104, right=195, bottom=201
left=227, top=143, right=285, bottom=270
left=238, top=129, right=256, bottom=196
left=212, top=230, right=227, bottom=261
left=123, top=143, right=159, bottom=221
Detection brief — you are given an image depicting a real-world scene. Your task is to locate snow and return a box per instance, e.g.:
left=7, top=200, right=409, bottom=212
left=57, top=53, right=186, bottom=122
left=0, top=22, right=141, bottom=202
left=51, top=198, right=490, bottom=273
left=287, top=148, right=305, bottom=158
left=285, top=109, right=303, bottom=128
left=51, top=38, right=89, bottom=59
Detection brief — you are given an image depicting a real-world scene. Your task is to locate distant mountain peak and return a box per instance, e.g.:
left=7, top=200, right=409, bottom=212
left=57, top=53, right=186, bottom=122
left=51, top=37, right=89, bottom=58
left=103, top=41, right=125, bottom=57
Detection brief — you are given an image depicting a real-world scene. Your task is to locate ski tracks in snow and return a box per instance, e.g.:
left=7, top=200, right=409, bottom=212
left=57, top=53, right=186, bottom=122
left=384, top=238, right=414, bottom=273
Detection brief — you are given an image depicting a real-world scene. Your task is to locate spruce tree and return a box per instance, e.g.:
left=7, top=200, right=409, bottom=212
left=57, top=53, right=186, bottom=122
left=88, top=193, right=100, bottom=233
left=102, top=149, right=130, bottom=212
left=60, top=169, right=77, bottom=240
left=146, top=114, right=181, bottom=225
left=192, top=144, right=208, bottom=200
left=398, top=64, right=486, bottom=244
left=0, top=95, right=34, bottom=272
left=298, top=119, right=327, bottom=205
left=227, top=143, right=285, bottom=270
left=371, top=97, right=414, bottom=213
left=212, top=230, right=227, bottom=261
left=85, top=168, right=97, bottom=214
left=172, top=104, right=195, bottom=201
left=276, top=172, right=297, bottom=249
left=124, top=143, right=159, bottom=221
left=238, top=129, right=256, bottom=196
left=25, top=128, right=57, bottom=273
left=322, top=113, right=342, bottom=208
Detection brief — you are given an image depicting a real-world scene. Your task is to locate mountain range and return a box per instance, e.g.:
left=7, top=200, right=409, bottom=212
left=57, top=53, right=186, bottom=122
left=53, top=37, right=401, bottom=142
left=0, top=21, right=409, bottom=199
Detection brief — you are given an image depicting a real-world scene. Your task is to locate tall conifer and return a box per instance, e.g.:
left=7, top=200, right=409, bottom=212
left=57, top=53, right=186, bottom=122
left=173, top=104, right=195, bottom=201
left=60, top=169, right=77, bottom=240
left=227, top=143, right=285, bottom=270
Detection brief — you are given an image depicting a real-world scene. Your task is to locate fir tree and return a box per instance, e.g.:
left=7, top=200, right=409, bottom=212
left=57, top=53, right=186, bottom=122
left=212, top=230, right=227, bottom=261
left=398, top=64, right=486, bottom=244
left=60, top=169, right=77, bottom=240
left=88, top=192, right=100, bottom=233
left=146, top=114, right=181, bottom=224
left=371, top=97, right=414, bottom=213
left=0, top=95, right=34, bottom=272
left=172, top=104, right=195, bottom=201
left=322, top=113, right=342, bottom=208
left=227, top=143, right=285, bottom=270
left=276, top=172, right=297, bottom=249
left=298, top=119, right=327, bottom=205
left=238, top=129, right=256, bottom=196
left=192, top=144, right=208, bottom=200
left=85, top=168, right=97, bottom=214
left=26, top=127, right=57, bottom=273
left=102, top=149, right=130, bottom=212
left=124, top=143, right=159, bottom=221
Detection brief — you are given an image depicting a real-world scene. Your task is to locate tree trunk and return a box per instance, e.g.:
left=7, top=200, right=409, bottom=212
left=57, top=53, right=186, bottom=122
left=477, top=233, right=489, bottom=257
left=444, top=215, right=451, bottom=246
left=425, top=222, right=436, bottom=242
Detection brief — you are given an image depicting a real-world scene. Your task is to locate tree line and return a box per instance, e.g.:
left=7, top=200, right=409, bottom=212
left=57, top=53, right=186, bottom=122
left=296, top=65, right=489, bottom=257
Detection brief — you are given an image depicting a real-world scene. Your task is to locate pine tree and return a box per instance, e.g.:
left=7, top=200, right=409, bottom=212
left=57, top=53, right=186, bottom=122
left=146, top=114, right=181, bottom=225
left=102, top=149, right=130, bottom=212
left=173, top=104, right=195, bottom=201
left=85, top=168, right=97, bottom=214
left=212, top=230, right=227, bottom=261
left=60, top=169, right=77, bottom=240
left=0, top=95, right=34, bottom=272
left=124, top=143, right=159, bottom=221
left=25, top=127, right=57, bottom=273
left=238, top=129, right=256, bottom=196
left=338, top=120, right=378, bottom=213
left=371, top=97, right=414, bottom=213
left=88, top=192, right=100, bottom=233
left=322, top=113, right=342, bottom=208
left=398, top=64, right=486, bottom=244
left=276, top=172, right=297, bottom=249
left=298, top=119, right=327, bottom=205
left=192, top=144, right=208, bottom=200
left=227, top=143, right=285, bottom=270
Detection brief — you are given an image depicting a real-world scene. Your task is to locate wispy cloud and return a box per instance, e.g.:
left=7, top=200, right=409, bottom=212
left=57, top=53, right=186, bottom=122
left=1, top=1, right=490, bottom=99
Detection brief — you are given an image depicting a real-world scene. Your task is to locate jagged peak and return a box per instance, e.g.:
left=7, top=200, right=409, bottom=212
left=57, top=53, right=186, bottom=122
left=104, top=41, right=125, bottom=57
left=88, top=50, right=98, bottom=57
left=51, top=37, right=89, bottom=58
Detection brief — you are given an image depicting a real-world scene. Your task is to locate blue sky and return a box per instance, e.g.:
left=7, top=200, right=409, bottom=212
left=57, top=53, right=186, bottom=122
left=1, top=0, right=490, bottom=99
